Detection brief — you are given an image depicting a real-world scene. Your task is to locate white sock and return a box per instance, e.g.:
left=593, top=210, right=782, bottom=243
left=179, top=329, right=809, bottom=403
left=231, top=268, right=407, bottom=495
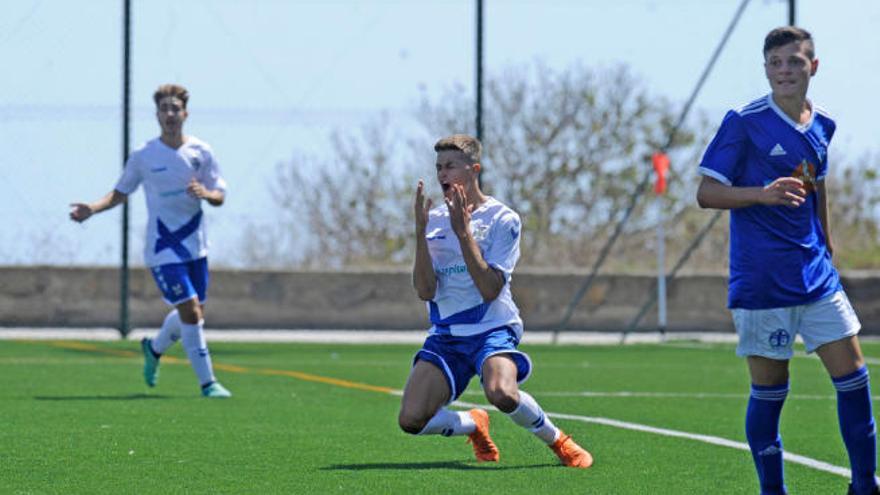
left=418, top=408, right=476, bottom=436
left=507, top=391, right=560, bottom=444
left=151, top=310, right=181, bottom=355
left=180, top=319, right=216, bottom=387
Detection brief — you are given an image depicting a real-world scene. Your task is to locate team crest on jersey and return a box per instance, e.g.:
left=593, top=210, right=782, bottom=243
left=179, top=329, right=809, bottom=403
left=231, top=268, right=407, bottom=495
left=185, top=151, right=202, bottom=171
left=791, top=159, right=817, bottom=193
left=470, top=221, right=490, bottom=241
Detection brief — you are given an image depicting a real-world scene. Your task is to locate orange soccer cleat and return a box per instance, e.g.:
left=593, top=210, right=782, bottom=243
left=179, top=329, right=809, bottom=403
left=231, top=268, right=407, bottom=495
left=466, top=409, right=500, bottom=462
left=549, top=431, right=593, bottom=468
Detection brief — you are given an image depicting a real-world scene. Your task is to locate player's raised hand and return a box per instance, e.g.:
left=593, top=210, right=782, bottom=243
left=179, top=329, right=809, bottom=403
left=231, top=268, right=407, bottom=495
left=414, top=180, right=433, bottom=233
left=446, top=184, right=473, bottom=238
left=760, top=177, right=807, bottom=208
left=187, top=177, right=208, bottom=199
left=69, top=203, right=93, bottom=223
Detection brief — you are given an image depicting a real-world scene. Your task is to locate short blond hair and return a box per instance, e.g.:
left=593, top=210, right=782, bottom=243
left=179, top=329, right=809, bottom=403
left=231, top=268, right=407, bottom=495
left=153, top=83, right=190, bottom=109
left=434, top=134, right=481, bottom=164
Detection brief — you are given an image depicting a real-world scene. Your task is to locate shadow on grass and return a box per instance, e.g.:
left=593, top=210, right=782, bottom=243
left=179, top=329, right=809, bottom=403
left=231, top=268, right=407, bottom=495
left=322, top=460, right=557, bottom=471
left=34, top=393, right=175, bottom=401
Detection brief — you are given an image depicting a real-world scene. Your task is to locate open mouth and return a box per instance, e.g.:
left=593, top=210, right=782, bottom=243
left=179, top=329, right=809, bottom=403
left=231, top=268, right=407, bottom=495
left=441, top=183, right=451, bottom=193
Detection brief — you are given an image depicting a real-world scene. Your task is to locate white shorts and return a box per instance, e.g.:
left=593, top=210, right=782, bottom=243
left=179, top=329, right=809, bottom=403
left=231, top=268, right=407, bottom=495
left=732, top=291, right=861, bottom=359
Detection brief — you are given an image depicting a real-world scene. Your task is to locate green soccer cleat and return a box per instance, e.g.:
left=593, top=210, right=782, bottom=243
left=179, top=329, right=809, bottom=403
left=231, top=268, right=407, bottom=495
left=141, top=338, right=160, bottom=387
left=201, top=382, right=232, bottom=398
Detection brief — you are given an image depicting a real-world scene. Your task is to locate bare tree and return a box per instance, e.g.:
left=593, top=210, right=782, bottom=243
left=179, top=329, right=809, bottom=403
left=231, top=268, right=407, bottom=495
left=265, top=115, right=417, bottom=268
left=638, top=151, right=880, bottom=275
left=417, top=63, right=707, bottom=266
left=249, top=62, right=880, bottom=271
left=826, top=152, right=880, bottom=269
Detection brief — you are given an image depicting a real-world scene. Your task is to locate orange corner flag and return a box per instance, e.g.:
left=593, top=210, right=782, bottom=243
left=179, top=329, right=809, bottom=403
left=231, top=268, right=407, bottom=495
left=652, top=152, right=670, bottom=195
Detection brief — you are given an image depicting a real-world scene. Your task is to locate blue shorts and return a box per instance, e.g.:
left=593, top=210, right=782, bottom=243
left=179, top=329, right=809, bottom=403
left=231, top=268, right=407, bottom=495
left=150, top=257, right=209, bottom=306
left=413, top=327, right=532, bottom=404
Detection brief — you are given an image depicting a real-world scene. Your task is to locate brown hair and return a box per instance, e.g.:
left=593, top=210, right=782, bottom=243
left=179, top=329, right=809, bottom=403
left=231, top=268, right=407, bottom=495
left=434, top=134, right=481, bottom=164
left=153, top=84, right=190, bottom=109
left=764, top=26, right=814, bottom=59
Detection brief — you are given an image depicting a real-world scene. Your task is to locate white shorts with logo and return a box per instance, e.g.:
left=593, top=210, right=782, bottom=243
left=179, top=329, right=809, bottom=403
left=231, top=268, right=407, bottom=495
left=732, top=291, right=861, bottom=359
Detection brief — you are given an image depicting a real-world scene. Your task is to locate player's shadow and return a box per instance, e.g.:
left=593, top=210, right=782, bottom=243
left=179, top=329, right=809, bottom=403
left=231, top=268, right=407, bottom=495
left=322, top=461, right=556, bottom=471
left=34, top=393, right=174, bottom=401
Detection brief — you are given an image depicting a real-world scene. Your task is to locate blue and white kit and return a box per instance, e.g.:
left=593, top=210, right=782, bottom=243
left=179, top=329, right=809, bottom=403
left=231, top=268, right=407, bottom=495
left=423, top=197, right=523, bottom=337
left=115, top=136, right=225, bottom=305
left=699, top=94, right=860, bottom=357
left=115, top=136, right=226, bottom=268
left=415, top=197, right=531, bottom=401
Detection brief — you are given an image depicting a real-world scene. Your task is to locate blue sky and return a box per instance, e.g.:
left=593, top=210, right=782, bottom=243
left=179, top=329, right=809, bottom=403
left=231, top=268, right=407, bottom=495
left=2, top=0, right=878, bottom=267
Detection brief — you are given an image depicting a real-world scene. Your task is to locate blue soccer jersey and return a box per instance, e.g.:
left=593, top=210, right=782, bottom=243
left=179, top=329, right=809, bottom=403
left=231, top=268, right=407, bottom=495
left=699, top=94, right=840, bottom=309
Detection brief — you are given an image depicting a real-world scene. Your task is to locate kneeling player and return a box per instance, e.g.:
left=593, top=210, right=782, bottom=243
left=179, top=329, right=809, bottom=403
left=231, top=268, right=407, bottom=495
left=398, top=134, right=592, bottom=468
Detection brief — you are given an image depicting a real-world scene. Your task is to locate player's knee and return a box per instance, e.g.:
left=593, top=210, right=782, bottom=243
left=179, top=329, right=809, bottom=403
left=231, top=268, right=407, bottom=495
left=484, top=384, right=518, bottom=413
left=398, top=411, right=428, bottom=435
left=176, top=299, right=202, bottom=324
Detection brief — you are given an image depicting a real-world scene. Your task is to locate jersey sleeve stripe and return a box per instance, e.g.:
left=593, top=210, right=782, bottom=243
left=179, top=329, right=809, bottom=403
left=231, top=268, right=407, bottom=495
left=699, top=167, right=733, bottom=186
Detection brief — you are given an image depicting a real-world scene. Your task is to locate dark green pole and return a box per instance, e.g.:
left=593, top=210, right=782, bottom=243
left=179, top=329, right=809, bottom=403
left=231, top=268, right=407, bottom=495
left=475, top=0, right=483, bottom=142
left=788, top=0, right=796, bottom=25
left=475, top=0, right=484, bottom=187
left=120, top=0, right=131, bottom=338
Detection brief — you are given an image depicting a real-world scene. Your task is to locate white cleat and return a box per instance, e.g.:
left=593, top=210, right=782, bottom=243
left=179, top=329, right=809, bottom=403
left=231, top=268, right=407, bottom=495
left=201, top=382, right=232, bottom=398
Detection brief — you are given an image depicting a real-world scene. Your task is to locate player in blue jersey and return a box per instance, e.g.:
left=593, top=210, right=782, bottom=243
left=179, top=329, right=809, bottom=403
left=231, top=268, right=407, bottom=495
left=397, top=134, right=592, bottom=468
left=697, top=27, right=876, bottom=495
left=70, top=84, right=232, bottom=398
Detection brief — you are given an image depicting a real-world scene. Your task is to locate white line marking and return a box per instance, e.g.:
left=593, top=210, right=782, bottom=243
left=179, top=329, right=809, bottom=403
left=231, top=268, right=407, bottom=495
left=665, top=342, right=880, bottom=366
left=460, top=390, right=860, bottom=401
left=0, top=328, right=745, bottom=345
left=450, top=399, right=853, bottom=479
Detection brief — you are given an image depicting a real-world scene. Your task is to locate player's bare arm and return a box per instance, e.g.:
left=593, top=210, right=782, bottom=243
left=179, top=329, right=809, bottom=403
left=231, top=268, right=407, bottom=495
left=447, top=184, right=504, bottom=302
left=69, top=190, right=128, bottom=223
left=187, top=178, right=224, bottom=206
left=412, top=180, right=437, bottom=300
left=816, top=180, right=834, bottom=255
left=697, top=175, right=806, bottom=210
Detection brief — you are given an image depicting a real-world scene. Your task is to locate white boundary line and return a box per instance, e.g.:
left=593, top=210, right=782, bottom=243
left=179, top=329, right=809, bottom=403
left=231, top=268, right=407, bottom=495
left=460, top=390, right=880, bottom=401
left=450, top=399, right=852, bottom=479
left=664, top=340, right=880, bottom=366
left=3, top=328, right=879, bottom=345
left=0, top=328, right=741, bottom=344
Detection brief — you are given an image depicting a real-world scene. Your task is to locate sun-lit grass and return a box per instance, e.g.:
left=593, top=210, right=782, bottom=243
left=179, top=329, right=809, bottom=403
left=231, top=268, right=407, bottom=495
left=1, top=338, right=875, bottom=494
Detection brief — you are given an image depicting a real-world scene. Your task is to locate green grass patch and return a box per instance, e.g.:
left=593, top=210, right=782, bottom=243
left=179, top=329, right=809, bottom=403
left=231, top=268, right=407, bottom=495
left=0, top=339, right=875, bottom=494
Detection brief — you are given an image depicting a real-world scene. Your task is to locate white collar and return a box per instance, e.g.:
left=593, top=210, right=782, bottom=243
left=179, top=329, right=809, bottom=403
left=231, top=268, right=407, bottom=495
left=766, top=94, right=814, bottom=133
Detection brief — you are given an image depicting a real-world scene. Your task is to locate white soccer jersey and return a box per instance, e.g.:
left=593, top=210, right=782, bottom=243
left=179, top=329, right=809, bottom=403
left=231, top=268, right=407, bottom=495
left=114, top=136, right=226, bottom=267
left=424, top=196, right=523, bottom=338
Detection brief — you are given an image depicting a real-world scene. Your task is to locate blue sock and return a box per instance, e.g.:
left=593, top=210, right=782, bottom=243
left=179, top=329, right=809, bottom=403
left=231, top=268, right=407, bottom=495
left=746, top=383, right=789, bottom=495
left=833, top=366, right=878, bottom=495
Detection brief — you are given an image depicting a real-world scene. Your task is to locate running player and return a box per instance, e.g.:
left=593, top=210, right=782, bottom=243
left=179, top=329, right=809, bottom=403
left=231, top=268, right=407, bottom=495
left=70, top=84, right=232, bottom=398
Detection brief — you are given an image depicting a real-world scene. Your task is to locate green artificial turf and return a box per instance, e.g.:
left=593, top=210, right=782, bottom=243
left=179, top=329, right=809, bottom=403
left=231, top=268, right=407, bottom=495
left=0, top=338, right=873, bottom=494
